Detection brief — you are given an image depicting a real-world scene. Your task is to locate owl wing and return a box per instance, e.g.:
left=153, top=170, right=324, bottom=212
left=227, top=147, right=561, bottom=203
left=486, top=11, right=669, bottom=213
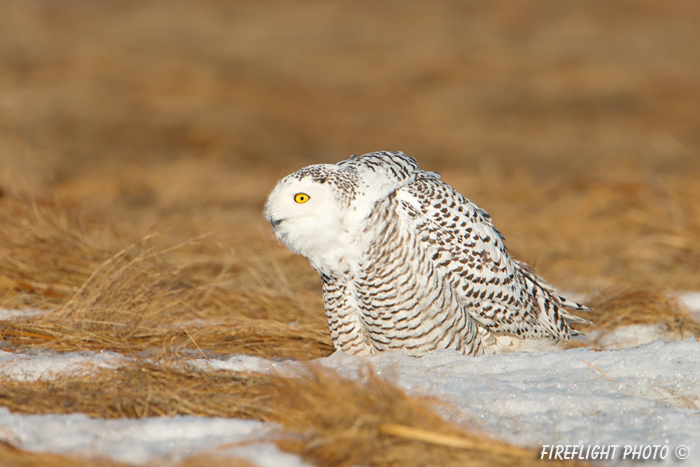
left=349, top=189, right=484, bottom=356
left=394, top=174, right=588, bottom=341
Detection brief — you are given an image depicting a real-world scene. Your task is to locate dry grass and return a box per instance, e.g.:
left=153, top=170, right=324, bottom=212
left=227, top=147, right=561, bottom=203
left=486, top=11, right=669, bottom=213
left=582, top=287, right=700, bottom=337
left=0, top=362, right=580, bottom=467
left=269, top=367, right=555, bottom=467
left=0, top=196, right=331, bottom=359
left=0, top=443, right=128, bottom=467
left=1, top=0, right=700, bottom=292
left=0, top=197, right=116, bottom=310
left=1, top=0, right=699, bottom=465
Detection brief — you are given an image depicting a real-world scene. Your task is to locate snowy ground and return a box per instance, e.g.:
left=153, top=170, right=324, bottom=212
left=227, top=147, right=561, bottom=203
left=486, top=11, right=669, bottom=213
left=0, top=409, right=310, bottom=467
left=0, top=293, right=699, bottom=466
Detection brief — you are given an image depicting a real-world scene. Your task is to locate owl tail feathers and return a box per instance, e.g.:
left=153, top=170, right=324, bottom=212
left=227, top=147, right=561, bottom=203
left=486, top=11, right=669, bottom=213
left=558, top=294, right=591, bottom=313
left=556, top=295, right=592, bottom=337
left=558, top=294, right=591, bottom=316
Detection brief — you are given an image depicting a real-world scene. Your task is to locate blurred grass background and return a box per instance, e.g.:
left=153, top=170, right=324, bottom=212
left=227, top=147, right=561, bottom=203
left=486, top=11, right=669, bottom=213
left=1, top=0, right=700, bottom=309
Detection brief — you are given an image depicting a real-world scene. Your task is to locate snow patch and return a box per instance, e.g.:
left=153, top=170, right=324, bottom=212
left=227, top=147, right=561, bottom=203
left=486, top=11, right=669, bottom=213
left=0, top=308, right=44, bottom=320
left=587, top=324, right=686, bottom=350
left=190, top=354, right=282, bottom=374
left=0, top=408, right=310, bottom=467
left=1, top=301, right=699, bottom=465
left=4, top=340, right=697, bottom=465
left=680, top=291, right=700, bottom=318
left=318, top=339, right=700, bottom=464
left=0, top=350, right=126, bottom=381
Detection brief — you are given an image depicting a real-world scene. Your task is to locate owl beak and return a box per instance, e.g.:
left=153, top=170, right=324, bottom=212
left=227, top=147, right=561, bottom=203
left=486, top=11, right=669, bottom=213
left=270, top=218, right=284, bottom=228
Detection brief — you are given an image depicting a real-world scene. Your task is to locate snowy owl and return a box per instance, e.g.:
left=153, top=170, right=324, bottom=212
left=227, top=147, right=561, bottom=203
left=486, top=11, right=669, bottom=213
left=265, top=151, right=589, bottom=357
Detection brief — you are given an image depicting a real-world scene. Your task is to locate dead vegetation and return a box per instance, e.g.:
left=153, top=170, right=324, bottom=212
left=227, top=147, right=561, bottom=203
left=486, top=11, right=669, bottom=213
left=0, top=198, right=331, bottom=359
left=0, top=362, right=581, bottom=467
left=0, top=443, right=129, bottom=467
left=0, top=0, right=699, bottom=465
left=0, top=197, right=114, bottom=310
left=581, top=287, right=700, bottom=338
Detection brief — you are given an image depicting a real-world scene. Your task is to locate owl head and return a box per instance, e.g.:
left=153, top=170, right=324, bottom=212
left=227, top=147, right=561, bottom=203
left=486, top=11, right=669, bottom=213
left=264, top=152, right=425, bottom=268
left=264, top=164, right=353, bottom=261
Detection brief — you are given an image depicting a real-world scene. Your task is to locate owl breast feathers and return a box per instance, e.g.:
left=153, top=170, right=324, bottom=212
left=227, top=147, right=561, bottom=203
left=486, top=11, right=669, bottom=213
left=265, top=151, right=589, bottom=357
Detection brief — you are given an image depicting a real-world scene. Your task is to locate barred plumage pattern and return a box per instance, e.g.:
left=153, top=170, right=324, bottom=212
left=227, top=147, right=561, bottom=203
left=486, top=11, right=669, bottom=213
left=265, top=151, right=589, bottom=357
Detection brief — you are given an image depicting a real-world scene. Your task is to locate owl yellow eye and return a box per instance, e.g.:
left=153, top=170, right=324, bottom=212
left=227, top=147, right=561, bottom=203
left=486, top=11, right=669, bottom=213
left=294, top=193, right=310, bottom=204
